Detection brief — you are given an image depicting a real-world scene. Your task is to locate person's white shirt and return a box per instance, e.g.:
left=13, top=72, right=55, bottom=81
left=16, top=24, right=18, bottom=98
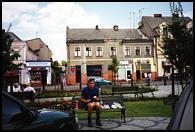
left=23, top=86, right=36, bottom=93
left=13, top=83, right=21, bottom=92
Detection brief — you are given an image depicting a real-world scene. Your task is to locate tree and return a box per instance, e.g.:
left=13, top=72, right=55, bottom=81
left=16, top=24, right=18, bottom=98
left=61, top=60, right=67, bottom=67
left=2, top=29, right=21, bottom=89
left=51, top=60, right=63, bottom=90
left=161, top=10, right=193, bottom=89
left=109, top=57, right=119, bottom=83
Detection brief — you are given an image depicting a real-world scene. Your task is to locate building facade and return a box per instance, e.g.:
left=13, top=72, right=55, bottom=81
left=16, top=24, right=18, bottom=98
left=11, top=40, right=38, bottom=85
left=67, top=25, right=157, bottom=85
left=138, top=14, right=192, bottom=79
left=26, top=38, right=52, bottom=61
left=26, top=38, right=53, bottom=86
left=9, top=33, right=53, bottom=87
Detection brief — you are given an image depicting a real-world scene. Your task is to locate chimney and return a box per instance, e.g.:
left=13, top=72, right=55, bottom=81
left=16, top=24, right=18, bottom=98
left=154, top=14, right=162, bottom=17
left=113, top=25, right=119, bottom=31
left=95, top=25, right=99, bottom=30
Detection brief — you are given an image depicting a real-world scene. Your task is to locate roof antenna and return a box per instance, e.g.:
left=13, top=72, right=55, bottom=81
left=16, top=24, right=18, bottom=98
left=6, top=23, right=12, bottom=32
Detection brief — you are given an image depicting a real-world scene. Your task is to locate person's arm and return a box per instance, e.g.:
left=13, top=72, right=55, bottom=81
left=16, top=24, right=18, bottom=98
left=80, top=96, right=91, bottom=104
left=80, top=88, right=91, bottom=103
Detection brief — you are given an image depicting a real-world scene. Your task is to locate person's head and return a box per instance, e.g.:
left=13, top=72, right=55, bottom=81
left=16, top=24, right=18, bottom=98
left=87, top=78, right=95, bottom=90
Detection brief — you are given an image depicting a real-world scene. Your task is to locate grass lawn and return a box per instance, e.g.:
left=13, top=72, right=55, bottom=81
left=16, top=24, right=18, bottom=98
left=76, top=99, right=172, bottom=120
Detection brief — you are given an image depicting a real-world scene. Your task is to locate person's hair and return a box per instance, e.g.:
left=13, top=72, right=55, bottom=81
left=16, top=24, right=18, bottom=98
left=88, top=78, right=95, bottom=84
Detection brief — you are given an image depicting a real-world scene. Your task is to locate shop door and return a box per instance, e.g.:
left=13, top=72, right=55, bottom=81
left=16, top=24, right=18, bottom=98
left=136, top=70, right=141, bottom=80
left=76, top=66, right=81, bottom=83
left=127, top=70, right=131, bottom=80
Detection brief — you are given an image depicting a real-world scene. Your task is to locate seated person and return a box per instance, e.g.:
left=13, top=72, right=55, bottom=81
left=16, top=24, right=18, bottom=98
left=80, top=78, right=102, bottom=127
left=23, top=84, right=36, bottom=102
left=23, top=84, right=36, bottom=93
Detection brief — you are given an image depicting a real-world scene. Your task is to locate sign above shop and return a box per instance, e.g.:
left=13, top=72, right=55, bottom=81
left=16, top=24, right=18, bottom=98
left=26, top=61, right=51, bottom=67
left=119, top=61, right=128, bottom=65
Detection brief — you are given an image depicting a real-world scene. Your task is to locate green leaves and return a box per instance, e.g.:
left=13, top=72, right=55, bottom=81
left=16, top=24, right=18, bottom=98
left=162, top=14, right=193, bottom=74
left=109, top=57, right=119, bottom=74
left=2, top=29, right=21, bottom=75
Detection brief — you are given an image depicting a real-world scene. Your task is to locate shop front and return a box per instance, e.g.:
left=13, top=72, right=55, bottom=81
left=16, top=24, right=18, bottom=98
left=118, top=61, right=132, bottom=82
left=26, top=61, right=51, bottom=87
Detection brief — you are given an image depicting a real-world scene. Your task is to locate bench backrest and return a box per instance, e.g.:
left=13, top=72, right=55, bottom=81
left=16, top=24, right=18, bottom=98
left=100, top=94, right=124, bottom=106
left=112, top=86, right=138, bottom=93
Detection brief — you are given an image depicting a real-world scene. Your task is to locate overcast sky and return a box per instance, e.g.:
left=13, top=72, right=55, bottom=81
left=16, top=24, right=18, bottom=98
left=2, top=2, right=193, bottom=63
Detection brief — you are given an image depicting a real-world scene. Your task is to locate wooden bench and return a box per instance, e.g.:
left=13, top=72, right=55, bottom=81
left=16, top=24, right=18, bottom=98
left=111, top=85, right=157, bottom=98
left=112, top=85, right=139, bottom=98
left=71, top=94, right=126, bottom=123
left=9, top=92, right=35, bottom=102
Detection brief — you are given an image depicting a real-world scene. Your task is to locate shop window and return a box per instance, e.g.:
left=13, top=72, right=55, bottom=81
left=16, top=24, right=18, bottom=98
left=30, top=71, right=41, bottom=84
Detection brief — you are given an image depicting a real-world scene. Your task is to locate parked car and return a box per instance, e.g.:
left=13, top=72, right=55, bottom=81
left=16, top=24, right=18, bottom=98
left=2, top=91, right=78, bottom=130
left=88, top=76, right=112, bottom=87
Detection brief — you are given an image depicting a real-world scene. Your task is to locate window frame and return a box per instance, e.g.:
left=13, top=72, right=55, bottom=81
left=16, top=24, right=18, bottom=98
left=135, top=46, right=141, bottom=56
left=145, top=46, right=151, bottom=56
left=125, top=47, right=131, bottom=56
left=74, top=46, right=81, bottom=57
left=110, top=46, right=117, bottom=56
left=85, top=46, right=92, bottom=57
left=96, top=46, right=103, bottom=57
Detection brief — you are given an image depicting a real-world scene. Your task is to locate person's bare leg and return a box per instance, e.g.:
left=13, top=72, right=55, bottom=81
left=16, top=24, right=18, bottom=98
left=95, top=102, right=102, bottom=126
left=87, top=102, right=95, bottom=127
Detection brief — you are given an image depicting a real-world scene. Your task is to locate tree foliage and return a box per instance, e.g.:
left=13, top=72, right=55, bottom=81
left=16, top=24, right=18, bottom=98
left=61, top=60, right=67, bottom=66
left=2, top=29, right=22, bottom=78
left=51, top=60, right=62, bottom=80
left=162, top=15, right=193, bottom=75
left=2, top=29, right=21, bottom=74
left=109, top=57, right=119, bottom=75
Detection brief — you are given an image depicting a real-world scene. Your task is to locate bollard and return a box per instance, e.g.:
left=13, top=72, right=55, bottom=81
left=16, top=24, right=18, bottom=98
left=75, top=100, right=78, bottom=109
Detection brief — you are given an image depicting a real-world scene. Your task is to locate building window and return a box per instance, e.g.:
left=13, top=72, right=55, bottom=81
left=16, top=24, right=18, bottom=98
left=86, top=47, right=92, bottom=56
left=111, top=47, right=116, bottom=56
left=145, top=46, right=150, bottom=56
left=96, top=47, right=102, bottom=56
left=163, top=27, right=168, bottom=38
left=135, top=47, right=140, bottom=56
left=125, top=47, right=131, bottom=56
left=74, top=47, right=81, bottom=56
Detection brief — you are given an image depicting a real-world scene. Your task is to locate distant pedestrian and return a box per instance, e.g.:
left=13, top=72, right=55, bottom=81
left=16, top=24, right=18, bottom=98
left=13, top=83, right=22, bottom=92
left=148, top=73, right=152, bottom=81
left=163, top=73, right=167, bottom=85
left=63, top=78, right=67, bottom=87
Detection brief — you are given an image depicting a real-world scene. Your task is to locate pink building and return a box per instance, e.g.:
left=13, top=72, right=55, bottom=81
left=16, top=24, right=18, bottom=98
left=9, top=32, right=38, bottom=85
